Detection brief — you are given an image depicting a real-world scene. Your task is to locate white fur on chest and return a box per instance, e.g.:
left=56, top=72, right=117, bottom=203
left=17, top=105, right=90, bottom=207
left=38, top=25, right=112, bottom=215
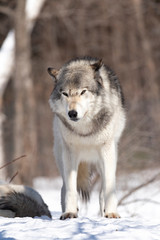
left=54, top=117, right=109, bottom=147
left=54, top=105, right=125, bottom=147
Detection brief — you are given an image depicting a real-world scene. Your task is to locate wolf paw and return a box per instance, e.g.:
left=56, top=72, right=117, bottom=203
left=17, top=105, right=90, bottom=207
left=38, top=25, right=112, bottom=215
left=60, top=212, right=78, bottom=220
left=105, top=212, right=120, bottom=218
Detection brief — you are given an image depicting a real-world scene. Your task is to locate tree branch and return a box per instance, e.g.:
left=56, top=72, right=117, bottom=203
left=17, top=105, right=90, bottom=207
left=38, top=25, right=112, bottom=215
left=118, top=172, right=160, bottom=205
left=9, top=171, right=19, bottom=183
left=120, top=198, right=160, bottom=206
left=0, top=155, right=26, bottom=170
left=0, top=6, right=15, bottom=18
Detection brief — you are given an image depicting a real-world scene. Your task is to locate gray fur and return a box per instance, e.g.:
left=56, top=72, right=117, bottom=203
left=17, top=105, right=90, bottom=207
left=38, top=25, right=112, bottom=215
left=50, top=61, right=104, bottom=101
left=0, top=184, right=51, bottom=218
left=49, top=58, right=124, bottom=107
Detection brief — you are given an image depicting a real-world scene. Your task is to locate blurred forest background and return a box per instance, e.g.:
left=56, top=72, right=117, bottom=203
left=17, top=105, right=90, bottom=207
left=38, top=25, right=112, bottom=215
left=0, top=0, right=159, bottom=186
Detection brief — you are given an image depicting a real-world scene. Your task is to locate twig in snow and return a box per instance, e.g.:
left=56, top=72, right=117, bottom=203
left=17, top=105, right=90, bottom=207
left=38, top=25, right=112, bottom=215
left=118, top=172, right=160, bottom=205
left=120, top=198, right=160, bottom=206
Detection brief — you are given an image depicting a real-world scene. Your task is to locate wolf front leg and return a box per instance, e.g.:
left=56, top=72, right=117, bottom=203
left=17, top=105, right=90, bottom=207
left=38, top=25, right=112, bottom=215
left=99, top=141, right=120, bottom=218
left=60, top=147, right=78, bottom=220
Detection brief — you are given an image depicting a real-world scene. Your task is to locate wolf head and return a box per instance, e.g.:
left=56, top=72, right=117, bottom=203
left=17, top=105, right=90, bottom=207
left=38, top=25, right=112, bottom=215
left=48, top=57, right=124, bottom=128
left=48, top=57, right=109, bottom=121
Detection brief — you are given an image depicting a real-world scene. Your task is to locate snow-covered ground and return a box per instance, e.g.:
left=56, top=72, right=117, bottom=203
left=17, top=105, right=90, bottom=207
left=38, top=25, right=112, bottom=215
left=0, top=171, right=160, bottom=240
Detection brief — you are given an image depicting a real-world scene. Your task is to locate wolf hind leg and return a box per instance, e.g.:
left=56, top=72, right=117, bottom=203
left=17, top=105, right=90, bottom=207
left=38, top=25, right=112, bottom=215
left=77, top=162, right=91, bottom=202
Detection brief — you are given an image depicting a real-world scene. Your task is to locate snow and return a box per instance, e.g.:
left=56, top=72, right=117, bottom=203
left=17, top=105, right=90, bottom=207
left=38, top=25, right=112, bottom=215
left=1, top=215, right=159, bottom=240
left=25, top=0, right=46, bottom=30
left=0, top=171, right=160, bottom=240
left=0, top=31, right=15, bottom=98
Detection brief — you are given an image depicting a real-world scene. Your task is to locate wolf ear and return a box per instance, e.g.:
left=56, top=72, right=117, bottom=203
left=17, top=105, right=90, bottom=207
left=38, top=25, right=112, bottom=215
left=91, top=59, right=103, bottom=86
left=90, top=59, right=103, bottom=72
left=47, top=67, right=59, bottom=81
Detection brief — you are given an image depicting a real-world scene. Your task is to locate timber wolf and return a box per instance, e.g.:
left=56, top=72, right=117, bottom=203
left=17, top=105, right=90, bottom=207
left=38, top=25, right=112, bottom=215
left=48, top=56, right=126, bottom=220
left=0, top=184, right=51, bottom=218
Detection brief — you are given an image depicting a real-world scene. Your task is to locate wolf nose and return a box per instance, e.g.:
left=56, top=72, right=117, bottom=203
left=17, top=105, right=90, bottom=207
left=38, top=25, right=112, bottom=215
left=68, top=110, right=78, bottom=121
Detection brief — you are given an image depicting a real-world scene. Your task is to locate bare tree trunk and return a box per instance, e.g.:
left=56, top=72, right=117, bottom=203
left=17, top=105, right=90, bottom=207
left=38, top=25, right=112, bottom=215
left=14, top=0, right=37, bottom=185
left=133, top=0, right=160, bottom=124
left=0, top=31, right=15, bottom=179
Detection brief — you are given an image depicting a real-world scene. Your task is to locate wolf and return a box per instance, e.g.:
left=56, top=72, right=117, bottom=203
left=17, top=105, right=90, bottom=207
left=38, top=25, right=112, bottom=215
left=48, top=56, right=126, bottom=220
left=0, top=184, right=51, bottom=218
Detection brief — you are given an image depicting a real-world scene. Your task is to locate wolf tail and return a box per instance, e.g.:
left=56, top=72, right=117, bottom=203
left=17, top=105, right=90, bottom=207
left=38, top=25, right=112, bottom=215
left=77, top=162, right=93, bottom=201
left=0, top=184, right=51, bottom=218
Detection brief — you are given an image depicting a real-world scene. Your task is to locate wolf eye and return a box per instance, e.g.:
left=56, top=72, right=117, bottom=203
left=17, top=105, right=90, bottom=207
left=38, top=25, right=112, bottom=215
left=80, top=90, right=86, bottom=95
left=62, top=92, right=68, bottom=97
